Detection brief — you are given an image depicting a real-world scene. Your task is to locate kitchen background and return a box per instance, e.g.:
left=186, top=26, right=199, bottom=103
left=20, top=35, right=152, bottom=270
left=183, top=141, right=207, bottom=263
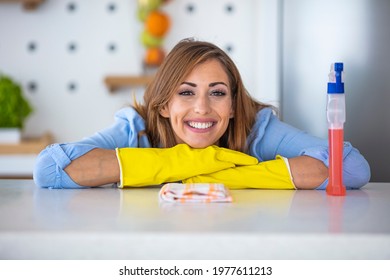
left=0, top=0, right=388, bottom=181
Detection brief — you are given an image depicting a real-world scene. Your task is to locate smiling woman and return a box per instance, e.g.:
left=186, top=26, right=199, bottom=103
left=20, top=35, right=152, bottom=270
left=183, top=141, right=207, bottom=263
left=132, top=38, right=269, bottom=152
left=33, top=38, right=370, bottom=191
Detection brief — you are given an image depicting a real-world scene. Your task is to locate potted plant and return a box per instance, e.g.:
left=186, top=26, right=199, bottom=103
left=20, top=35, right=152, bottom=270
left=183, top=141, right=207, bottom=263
left=0, top=73, right=33, bottom=143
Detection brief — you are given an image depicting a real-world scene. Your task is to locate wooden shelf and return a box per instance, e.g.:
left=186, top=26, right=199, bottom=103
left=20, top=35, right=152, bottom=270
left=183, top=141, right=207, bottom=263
left=0, top=132, right=53, bottom=154
left=104, top=75, right=154, bottom=93
left=0, top=0, right=45, bottom=10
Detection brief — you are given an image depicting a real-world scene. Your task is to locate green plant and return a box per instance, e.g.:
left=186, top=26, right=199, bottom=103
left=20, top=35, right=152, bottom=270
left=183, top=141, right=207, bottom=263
left=0, top=73, right=33, bottom=128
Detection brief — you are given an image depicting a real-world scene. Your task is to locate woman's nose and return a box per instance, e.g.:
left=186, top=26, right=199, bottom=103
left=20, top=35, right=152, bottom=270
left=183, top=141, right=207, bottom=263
left=193, top=95, right=212, bottom=114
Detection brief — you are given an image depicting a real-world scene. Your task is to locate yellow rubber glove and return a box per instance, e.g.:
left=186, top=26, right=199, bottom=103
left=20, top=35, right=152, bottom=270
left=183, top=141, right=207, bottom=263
left=184, top=155, right=296, bottom=190
left=116, top=144, right=258, bottom=187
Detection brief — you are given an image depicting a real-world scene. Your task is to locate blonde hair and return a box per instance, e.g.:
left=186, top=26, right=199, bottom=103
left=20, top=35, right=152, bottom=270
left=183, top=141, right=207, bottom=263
left=134, top=38, right=270, bottom=152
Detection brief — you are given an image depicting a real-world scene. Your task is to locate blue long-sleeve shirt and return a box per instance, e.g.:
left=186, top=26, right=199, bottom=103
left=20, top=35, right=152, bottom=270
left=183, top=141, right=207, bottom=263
left=33, top=107, right=371, bottom=189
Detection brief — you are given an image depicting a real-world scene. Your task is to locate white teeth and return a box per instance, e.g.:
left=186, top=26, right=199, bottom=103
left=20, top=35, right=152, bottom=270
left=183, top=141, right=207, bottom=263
left=188, top=121, right=213, bottom=129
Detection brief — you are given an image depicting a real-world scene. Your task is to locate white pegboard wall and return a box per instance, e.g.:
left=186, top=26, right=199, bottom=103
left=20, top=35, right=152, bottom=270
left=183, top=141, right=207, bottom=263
left=0, top=0, right=279, bottom=143
left=0, top=0, right=142, bottom=143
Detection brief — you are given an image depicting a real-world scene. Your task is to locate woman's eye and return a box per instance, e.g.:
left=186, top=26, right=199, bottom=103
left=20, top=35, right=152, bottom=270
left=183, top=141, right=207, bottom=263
left=178, top=90, right=193, bottom=96
left=211, top=90, right=226, bottom=96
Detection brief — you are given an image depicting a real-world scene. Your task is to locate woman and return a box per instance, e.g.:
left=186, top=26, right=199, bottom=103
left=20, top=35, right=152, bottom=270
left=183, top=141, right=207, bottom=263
left=33, top=38, right=370, bottom=190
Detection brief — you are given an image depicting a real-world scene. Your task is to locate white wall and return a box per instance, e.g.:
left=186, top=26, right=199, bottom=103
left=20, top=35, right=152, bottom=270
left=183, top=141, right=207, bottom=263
left=0, top=0, right=280, bottom=143
left=282, top=0, right=369, bottom=138
left=282, top=0, right=390, bottom=182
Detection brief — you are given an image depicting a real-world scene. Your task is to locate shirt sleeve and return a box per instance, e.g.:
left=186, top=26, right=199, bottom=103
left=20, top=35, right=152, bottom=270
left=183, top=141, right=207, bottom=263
left=248, top=108, right=371, bottom=190
left=33, top=107, right=150, bottom=189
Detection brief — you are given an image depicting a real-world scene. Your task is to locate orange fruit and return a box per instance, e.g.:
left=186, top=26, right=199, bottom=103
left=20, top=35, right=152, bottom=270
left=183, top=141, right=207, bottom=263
left=145, top=11, right=170, bottom=38
left=144, top=47, right=165, bottom=66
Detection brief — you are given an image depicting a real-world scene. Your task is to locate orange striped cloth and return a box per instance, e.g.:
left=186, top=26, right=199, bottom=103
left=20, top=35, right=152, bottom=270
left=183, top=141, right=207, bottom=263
left=159, top=183, right=233, bottom=203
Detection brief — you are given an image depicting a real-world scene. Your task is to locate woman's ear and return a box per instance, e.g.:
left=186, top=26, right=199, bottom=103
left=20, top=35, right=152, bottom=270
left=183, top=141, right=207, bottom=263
left=229, top=106, right=234, bottom=119
left=159, top=105, right=170, bottom=118
left=229, top=93, right=235, bottom=118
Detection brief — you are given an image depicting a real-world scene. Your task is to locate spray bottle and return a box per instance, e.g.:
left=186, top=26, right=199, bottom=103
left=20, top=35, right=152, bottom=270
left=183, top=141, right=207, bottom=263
left=326, top=62, right=346, bottom=196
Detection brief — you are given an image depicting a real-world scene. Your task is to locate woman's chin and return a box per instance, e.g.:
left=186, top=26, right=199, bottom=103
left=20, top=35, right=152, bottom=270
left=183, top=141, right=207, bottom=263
left=185, top=141, right=216, bottom=149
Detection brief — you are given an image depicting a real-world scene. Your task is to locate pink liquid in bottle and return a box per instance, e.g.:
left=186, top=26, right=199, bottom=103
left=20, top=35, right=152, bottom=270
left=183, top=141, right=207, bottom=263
left=326, top=128, right=346, bottom=196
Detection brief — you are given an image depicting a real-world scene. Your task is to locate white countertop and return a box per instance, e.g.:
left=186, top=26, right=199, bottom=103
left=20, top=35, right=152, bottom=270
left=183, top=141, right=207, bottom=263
left=0, top=180, right=389, bottom=260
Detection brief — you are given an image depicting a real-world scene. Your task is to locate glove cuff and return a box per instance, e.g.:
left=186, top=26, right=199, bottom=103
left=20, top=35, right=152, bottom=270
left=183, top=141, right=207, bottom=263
left=115, top=148, right=124, bottom=188
left=278, top=155, right=297, bottom=190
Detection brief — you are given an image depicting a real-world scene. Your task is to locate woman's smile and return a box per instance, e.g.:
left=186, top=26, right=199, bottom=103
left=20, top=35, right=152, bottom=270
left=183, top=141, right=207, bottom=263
left=186, top=119, right=216, bottom=130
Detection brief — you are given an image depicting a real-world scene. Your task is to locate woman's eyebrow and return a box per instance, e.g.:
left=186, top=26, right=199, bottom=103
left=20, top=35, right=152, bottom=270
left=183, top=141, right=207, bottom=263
left=209, top=82, right=228, bottom=87
left=180, top=81, right=228, bottom=87
left=181, top=82, right=197, bottom=87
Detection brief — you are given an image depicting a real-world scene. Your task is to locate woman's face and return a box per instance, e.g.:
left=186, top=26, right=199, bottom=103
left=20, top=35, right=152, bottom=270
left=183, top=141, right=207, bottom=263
left=160, top=59, right=234, bottom=148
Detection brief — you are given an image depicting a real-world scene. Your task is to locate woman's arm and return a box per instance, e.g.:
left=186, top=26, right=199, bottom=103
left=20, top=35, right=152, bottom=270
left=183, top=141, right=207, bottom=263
left=64, top=148, right=120, bottom=187
left=33, top=107, right=148, bottom=188
left=288, top=156, right=328, bottom=190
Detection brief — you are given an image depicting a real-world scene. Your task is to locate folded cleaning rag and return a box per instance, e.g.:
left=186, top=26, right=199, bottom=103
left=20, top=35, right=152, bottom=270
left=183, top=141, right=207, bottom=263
left=159, top=183, right=233, bottom=203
